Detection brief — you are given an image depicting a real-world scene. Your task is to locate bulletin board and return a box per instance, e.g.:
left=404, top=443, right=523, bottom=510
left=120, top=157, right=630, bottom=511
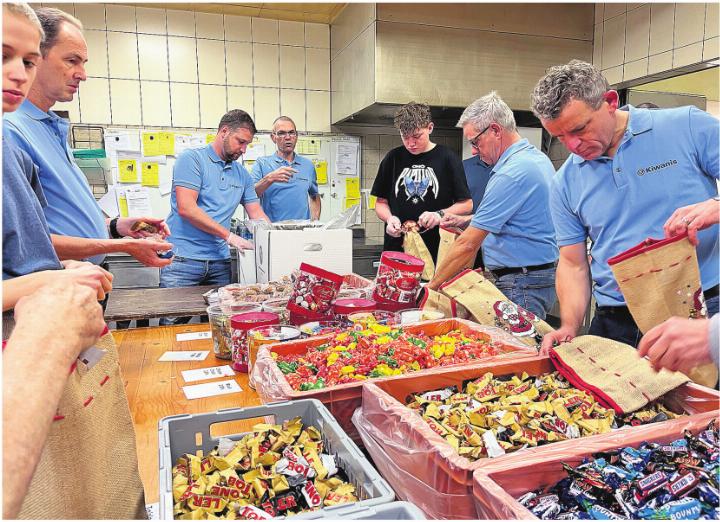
left=99, top=129, right=361, bottom=225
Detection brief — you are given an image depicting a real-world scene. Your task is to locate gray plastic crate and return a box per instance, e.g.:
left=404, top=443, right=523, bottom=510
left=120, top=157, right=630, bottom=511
left=158, top=399, right=395, bottom=520
left=312, top=501, right=426, bottom=519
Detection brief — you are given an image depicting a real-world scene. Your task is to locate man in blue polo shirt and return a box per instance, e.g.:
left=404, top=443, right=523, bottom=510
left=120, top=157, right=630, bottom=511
left=532, top=60, right=719, bottom=351
left=251, top=116, right=321, bottom=222
left=428, top=92, right=559, bottom=319
left=160, top=109, right=269, bottom=324
left=3, top=7, right=172, bottom=268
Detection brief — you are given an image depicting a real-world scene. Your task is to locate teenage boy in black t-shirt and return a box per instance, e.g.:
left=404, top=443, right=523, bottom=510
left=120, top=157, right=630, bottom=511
left=371, top=102, right=473, bottom=261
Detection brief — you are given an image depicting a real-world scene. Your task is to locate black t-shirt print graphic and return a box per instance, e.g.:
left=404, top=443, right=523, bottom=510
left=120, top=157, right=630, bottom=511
left=371, top=144, right=471, bottom=261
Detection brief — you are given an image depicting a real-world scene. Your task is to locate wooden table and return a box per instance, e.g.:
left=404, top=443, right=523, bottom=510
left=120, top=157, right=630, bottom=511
left=105, top=285, right=217, bottom=322
left=114, top=323, right=262, bottom=503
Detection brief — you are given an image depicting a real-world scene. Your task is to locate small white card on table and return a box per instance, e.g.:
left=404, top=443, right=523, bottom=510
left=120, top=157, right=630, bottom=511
left=181, top=365, right=235, bottom=383
left=182, top=380, right=242, bottom=400
left=158, top=350, right=209, bottom=362
left=176, top=331, right=212, bottom=341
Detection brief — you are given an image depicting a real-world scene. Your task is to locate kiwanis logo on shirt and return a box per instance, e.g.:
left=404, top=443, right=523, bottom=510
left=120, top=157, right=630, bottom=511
left=395, top=165, right=439, bottom=204
left=636, top=159, right=678, bottom=177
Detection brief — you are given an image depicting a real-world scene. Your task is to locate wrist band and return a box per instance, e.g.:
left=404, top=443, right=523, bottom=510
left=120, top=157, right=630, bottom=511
left=109, top=217, right=122, bottom=239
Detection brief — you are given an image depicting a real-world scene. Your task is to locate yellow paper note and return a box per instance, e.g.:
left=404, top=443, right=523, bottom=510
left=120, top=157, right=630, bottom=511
left=369, top=195, right=377, bottom=209
left=158, top=132, right=175, bottom=155
left=313, top=160, right=328, bottom=184
left=118, top=195, right=129, bottom=217
left=206, top=134, right=215, bottom=144
left=344, top=197, right=361, bottom=210
left=118, top=159, right=138, bottom=183
left=142, top=132, right=161, bottom=156
left=298, top=138, right=321, bottom=155
left=141, top=162, right=160, bottom=187
left=345, top=177, right=360, bottom=199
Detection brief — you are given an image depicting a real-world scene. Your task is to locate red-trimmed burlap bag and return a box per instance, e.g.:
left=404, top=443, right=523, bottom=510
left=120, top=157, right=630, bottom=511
left=608, top=234, right=717, bottom=387
left=403, top=230, right=435, bottom=281
left=18, top=327, right=146, bottom=519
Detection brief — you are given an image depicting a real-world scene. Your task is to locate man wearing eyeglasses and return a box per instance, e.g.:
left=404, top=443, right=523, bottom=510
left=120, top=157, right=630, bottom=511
left=251, top=116, right=321, bottom=222
left=428, top=92, right=558, bottom=320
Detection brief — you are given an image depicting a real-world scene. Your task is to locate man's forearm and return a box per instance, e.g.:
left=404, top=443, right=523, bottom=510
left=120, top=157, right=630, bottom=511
left=374, top=200, right=393, bottom=222
left=254, top=177, right=272, bottom=197
left=3, top=327, right=78, bottom=518
left=310, top=195, right=321, bottom=220
left=51, top=234, right=132, bottom=260
left=557, top=257, right=591, bottom=333
left=2, top=272, right=54, bottom=311
left=179, top=205, right=229, bottom=239
left=429, top=240, right=476, bottom=290
left=445, top=199, right=473, bottom=216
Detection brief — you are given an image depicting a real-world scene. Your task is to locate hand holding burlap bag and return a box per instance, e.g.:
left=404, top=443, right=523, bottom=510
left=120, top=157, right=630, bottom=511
left=550, top=336, right=689, bottom=414
left=608, top=234, right=717, bottom=387
left=440, top=269, right=554, bottom=348
left=19, top=329, right=147, bottom=519
left=403, top=229, right=435, bottom=281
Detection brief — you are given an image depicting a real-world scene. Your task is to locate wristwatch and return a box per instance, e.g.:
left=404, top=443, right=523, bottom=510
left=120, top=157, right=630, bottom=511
left=109, top=217, right=122, bottom=239
left=713, top=195, right=720, bottom=201
left=436, top=209, right=445, bottom=218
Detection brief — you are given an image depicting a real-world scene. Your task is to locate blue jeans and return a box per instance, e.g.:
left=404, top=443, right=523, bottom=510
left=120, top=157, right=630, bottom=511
left=493, top=267, right=557, bottom=320
left=589, top=294, right=719, bottom=348
left=159, top=257, right=232, bottom=325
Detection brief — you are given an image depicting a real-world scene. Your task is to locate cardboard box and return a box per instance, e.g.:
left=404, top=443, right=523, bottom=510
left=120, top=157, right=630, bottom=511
left=255, top=227, right=352, bottom=283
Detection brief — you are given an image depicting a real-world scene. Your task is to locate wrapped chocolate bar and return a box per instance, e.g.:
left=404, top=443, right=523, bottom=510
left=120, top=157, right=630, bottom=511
left=406, top=371, right=680, bottom=462
left=517, top=420, right=719, bottom=520
left=171, top=417, right=358, bottom=520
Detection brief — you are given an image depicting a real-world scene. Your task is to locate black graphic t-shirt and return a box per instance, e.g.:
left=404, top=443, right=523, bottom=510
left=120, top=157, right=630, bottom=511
left=371, top=144, right=471, bottom=260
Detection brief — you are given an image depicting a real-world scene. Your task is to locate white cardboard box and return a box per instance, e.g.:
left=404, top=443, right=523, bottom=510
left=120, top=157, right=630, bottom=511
left=255, top=228, right=353, bottom=283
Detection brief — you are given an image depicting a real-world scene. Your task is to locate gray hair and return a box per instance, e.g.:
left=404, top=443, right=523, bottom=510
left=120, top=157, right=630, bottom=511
left=530, top=60, right=609, bottom=120
left=4, top=3, right=44, bottom=40
left=457, top=91, right=517, bottom=133
left=272, top=116, right=296, bottom=132
left=218, top=109, right=257, bottom=134
left=34, top=7, right=83, bottom=56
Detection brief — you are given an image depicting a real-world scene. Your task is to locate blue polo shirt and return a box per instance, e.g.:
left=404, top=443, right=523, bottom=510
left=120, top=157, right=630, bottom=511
left=166, top=145, right=258, bottom=260
left=250, top=152, right=318, bottom=222
left=463, top=156, right=492, bottom=211
left=551, top=105, right=719, bottom=307
left=470, top=138, right=558, bottom=270
left=4, top=100, right=108, bottom=264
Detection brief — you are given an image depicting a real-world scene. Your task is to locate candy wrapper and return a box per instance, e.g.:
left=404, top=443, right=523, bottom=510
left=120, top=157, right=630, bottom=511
left=353, top=355, right=720, bottom=520
left=287, top=263, right=344, bottom=321
left=171, top=417, right=358, bottom=520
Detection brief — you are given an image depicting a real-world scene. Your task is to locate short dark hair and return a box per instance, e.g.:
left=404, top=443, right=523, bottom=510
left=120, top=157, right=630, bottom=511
left=636, top=102, right=660, bottom=109
left=33, top=7, right=83, bottom=57
left=394, top=102, right=433, bottom=136
left=218, top=109, right=257, bottom=134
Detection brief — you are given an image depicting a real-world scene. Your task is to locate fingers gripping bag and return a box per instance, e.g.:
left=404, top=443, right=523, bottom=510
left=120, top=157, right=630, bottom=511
left=288, top=263, right=344, bottom=324
left=608, top=233, right=717, bottom=387
left=440, top=269, right=554, bottom=348
left=18, top=327, right=147, bottom=519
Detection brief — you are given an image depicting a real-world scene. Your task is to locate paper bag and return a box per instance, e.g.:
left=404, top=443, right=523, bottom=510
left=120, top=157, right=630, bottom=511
left=608, top=234, right=717, bottom=387
left=437, top=226, right=473, bottom=271
left=440, top=269, right=554, bottom=348
left=18, top=329, right=147, bottom=519
left=403, top=230, right=435, bottom=281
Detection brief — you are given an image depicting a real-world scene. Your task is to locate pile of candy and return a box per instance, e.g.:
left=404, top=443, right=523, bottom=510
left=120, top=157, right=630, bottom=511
left=406, top=372, right=678, bottom=461
left=517, top=420, right=719, bottom=520
left=172, top=418, right=357, bottom=519
left=274, top=323, right=502, bottom=391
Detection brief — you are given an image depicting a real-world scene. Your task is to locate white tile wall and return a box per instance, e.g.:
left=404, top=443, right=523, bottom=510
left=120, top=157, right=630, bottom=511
left=61, top=4, right=331, bottom=131
left=673, top=43, right=703, bottom=68
left=674, top=3, right=705, bottom=48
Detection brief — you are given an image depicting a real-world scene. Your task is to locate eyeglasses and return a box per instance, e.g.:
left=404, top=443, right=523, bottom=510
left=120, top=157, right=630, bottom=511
left=468, top=124, right=492, bottom=149
left=274, top=130, right=297, bottom=138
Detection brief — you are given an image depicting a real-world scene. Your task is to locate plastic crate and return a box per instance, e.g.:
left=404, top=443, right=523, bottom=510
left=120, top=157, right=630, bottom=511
left=158, top=399, right=395, bottom=520
left=252, top=319, right=536, bottom=444
left=472, top=412, right=719, bottom=519
left=311, top=501, right=426, bottom=519
left=352, top=356, right=720, bottom=519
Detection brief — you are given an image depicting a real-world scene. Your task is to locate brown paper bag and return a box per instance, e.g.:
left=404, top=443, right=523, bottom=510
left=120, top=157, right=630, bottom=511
left=419, top=288, right=454, bottom=317
left=550, top=335, right=689, bottom=414
left=19, top=330, right=147, bottom=519
left=437, top=226, right=473, bottom=271
left=440, top=269, right=554, bottom=348
left=403, top=230, right=435, bottom=281
left=608, top=234, right=717, bottom=387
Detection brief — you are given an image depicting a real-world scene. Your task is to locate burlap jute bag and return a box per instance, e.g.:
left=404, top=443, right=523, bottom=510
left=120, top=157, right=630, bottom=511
left=550, top=336, right=689, bottom=414
left=437, top=226, right=472, bottom=271
left=608, top=234, right=717, bottom=387
left=403, top=230, right=435, bottom=281
left=18, top=329, right=147, bottom=519
left=418, top=287, right=454, bottom=318
left=440, top=269, right=554, bottom=348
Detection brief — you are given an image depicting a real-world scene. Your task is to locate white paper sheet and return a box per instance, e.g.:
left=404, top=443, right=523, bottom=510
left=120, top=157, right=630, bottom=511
left=158, top=350, right=209, bottom=361
left=105, top=131, right=140, bottom=153
left=181, top=365, right=235, bottom=383
left=176, top=331, right=212, bottom=341
left=98, top=185, right=119, bottom=217
left=125, top=187, right=153, bottom=217
left=175, top=134, right=206, bottom=155
left=335, top=142, right=359, bottom=175
left=183, top=379, right=242, bottom=400
left=243, top=142, right=266, bottom=161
